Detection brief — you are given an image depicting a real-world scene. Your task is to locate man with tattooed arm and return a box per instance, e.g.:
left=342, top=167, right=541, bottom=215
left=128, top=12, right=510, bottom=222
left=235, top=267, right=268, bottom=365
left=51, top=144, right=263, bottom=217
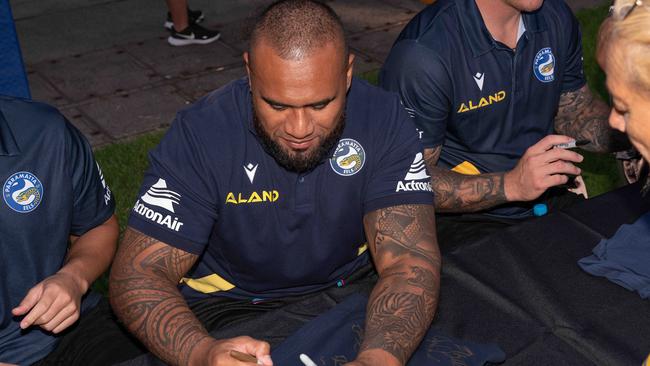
left=47, top=1, right=440, bottom=365
left=381, top=0, right=630, bottom=244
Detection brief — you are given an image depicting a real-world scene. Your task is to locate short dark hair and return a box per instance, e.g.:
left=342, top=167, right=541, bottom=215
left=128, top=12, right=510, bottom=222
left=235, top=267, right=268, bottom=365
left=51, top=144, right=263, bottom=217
left=249, top=0, right=348, bottom=63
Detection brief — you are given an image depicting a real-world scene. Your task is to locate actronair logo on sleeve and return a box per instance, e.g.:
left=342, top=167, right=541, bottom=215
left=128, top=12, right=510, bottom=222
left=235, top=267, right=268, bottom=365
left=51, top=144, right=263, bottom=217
left=133, top=178, right=184, bottom=232
left=96, top=163, right=112, bottom=206
left=396, top=153, right=433, bottom=192
left=141, top=178, right=180, bottom=212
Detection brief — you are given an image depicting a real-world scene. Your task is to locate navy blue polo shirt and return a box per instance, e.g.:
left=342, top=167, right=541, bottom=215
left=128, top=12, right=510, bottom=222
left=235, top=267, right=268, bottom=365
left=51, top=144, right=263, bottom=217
left=0, top=96, right=114, bottom=365
left=128, top=77, right=433, bottom=302
left=380, top=0, right=585, bottom=216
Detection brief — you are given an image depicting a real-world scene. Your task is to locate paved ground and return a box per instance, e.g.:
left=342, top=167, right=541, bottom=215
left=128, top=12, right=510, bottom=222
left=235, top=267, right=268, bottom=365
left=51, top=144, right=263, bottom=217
left=11, top=0, right=607, bottom=147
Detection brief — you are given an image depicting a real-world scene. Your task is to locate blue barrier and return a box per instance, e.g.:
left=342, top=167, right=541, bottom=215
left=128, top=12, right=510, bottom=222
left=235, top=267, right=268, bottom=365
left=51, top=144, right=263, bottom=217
left=0, top=0, right=31, bottom=99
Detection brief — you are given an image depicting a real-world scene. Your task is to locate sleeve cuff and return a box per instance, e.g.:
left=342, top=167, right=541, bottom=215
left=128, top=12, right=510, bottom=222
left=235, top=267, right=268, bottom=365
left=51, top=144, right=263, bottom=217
left=561, top=78, right=587, bottom=94
left=128, top=215, right=206, bottom=255
left=69, top=203, right=115, bottom=237
left=364, top=192, right=434, bottom=214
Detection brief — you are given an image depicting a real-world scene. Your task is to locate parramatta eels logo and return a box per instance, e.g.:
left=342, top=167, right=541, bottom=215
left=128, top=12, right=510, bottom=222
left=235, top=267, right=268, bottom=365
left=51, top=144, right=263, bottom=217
left=533, top=47, right=555, bottom=83
left=330, top=138, right=366, bottom=176
left=3, top=171, right=44, bottom=213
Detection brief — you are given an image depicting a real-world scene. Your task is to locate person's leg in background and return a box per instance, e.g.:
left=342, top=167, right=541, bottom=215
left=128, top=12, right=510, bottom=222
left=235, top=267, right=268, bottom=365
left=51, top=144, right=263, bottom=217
left=166, top=0, right=190, bottom=31
left=165, top=0, right=220, bottom=46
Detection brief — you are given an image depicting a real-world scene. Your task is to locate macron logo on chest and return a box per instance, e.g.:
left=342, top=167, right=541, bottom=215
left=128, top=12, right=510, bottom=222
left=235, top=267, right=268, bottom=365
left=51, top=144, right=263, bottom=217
left=473, top=72, right=485, bottom=91
left=243, top=163, right=259, bottom=184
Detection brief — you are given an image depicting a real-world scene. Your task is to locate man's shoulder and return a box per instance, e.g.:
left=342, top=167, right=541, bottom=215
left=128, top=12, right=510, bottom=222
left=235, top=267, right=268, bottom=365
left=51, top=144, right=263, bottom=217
left=173, top=77, right=250, bottom=137
left=348, top=78, right=403, bottom=122
left=0, top=95, right=75, bottom=149
left=538, top=0, right=578, bottom=26
left=350, top=77, right=398, bottom=102
left=151, top=78, right=250, bottom=171
left=396, top=0, right=460, bottom=48
left=385, top=0, right=461, bottom=76
left=347, top=78, right=418, bottom=145
left=0, top=95, right=67, bottom=132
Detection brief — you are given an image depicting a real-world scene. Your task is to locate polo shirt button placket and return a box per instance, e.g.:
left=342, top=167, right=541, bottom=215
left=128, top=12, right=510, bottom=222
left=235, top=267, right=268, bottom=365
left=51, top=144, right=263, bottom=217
left=295, top=174, right=311, bottom=208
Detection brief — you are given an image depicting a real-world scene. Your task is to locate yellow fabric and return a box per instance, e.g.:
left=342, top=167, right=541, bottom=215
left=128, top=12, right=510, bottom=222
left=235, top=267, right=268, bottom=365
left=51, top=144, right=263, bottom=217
left=181, top=274, right=235, bottom=293
left=451, top=161, right=481, bottom=175
left=357, top=243, right=368, bottom=256
left=642, top=353, right=649, bottom=366
left=182, top=243, right=368, bottom=294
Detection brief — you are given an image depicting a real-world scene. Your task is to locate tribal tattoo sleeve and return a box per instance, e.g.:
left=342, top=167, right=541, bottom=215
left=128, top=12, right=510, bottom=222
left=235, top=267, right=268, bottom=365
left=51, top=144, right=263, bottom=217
left=424, top=147, right=507, bottom=212
left=109, top=228, right=209, bottom=366
left=554, top=85, right=630, bottom=152
left=361, top=204, right=441, bottom=365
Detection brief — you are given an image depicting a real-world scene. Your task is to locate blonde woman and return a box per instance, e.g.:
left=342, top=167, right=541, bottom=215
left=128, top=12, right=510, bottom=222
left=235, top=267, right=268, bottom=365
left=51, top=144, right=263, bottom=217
left=599, top=0, right=650, bottom=161
left=598, top=4, right=650, bottom=364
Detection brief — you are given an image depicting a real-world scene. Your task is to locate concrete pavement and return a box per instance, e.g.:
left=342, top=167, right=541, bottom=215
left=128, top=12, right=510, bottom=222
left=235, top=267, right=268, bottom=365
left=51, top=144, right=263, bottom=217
left=10, top=0, right=607, bottom=147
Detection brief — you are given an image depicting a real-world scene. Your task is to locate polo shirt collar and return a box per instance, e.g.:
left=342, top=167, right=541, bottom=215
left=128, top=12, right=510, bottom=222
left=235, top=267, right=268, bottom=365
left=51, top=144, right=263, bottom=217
left=243, top=80, right=257, bottom=135
left=457, top=0, right=547, bottom=58
left=0, top=110, right=20, bottom=156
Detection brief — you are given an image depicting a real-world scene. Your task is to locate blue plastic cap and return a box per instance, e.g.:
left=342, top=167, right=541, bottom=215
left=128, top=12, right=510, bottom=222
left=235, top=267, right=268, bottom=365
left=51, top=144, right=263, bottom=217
left=533, top=203, right=548, bottom=216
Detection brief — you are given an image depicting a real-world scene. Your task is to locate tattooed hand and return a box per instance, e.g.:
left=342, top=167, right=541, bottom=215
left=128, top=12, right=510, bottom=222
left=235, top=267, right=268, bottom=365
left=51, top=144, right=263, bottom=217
left=504, top=135, right=584, bottom=202
left=357, top=204, right=440, bottom=365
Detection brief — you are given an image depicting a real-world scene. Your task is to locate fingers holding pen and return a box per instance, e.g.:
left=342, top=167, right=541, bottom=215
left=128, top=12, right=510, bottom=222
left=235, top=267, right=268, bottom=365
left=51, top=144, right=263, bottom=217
left=505, top=136, right=585, bottom=202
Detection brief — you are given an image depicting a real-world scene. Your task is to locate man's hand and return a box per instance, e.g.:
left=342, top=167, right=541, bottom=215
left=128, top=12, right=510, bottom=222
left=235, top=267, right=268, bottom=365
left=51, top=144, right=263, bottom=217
left=11, top=271, right=85, bottom=334
left=191, top=337, right=273, bottom=366
left=504, top=135, right=583, bottom=202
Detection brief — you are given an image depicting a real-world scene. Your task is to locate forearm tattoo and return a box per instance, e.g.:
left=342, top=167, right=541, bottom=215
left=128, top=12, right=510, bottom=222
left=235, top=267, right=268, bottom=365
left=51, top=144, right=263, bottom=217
left=109, top=228, right=207, bottom=366
left=424, top=147, right=507, bottom=213
left=362, top=205, right=440, bottom=364
left=554, top=85, right=630, bottom=152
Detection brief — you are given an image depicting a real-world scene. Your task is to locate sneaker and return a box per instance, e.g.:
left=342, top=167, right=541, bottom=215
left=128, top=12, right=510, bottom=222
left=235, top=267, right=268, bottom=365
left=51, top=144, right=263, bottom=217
left=168, top=23, right=221, bottom=46
left=164, top=8, right=205, bottom=30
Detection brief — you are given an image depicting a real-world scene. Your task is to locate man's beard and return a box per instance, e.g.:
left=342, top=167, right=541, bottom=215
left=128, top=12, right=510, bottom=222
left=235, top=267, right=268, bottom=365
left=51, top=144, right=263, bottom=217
left=253, top=109, right=346, bottom=173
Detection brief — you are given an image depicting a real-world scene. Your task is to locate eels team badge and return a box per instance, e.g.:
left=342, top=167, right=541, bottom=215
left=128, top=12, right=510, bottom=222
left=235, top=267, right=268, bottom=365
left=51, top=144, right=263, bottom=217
left=3, top=171, right=44, bottom=213
left=330, top=138, right=365, bottom=176
left=533, top=47, right=555, bottom=83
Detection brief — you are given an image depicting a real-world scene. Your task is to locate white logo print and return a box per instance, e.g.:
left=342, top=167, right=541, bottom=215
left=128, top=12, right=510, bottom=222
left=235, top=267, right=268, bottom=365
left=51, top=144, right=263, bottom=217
left=473, top=72, right=485, bottom=91
left=401, top=99, right=417, bottom=119
left=97, top=163, right=106, bottom=189
left=96, top=162, right=112, bottom=205
left=141, top=178, right=181, bottom=213
left=404, top=153, right=430, bottom=180
left=396, top=153, right=432, bottom=193
left=404, top=106, right=417, bottom=119
left=244, top=163, right=259, bottom=184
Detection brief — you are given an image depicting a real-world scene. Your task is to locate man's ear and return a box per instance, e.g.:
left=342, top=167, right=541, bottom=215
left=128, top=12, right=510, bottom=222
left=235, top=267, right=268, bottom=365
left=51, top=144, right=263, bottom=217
left=346, top=53, right=355, bottom=90
left=243, top=52, right=252, bottom=88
